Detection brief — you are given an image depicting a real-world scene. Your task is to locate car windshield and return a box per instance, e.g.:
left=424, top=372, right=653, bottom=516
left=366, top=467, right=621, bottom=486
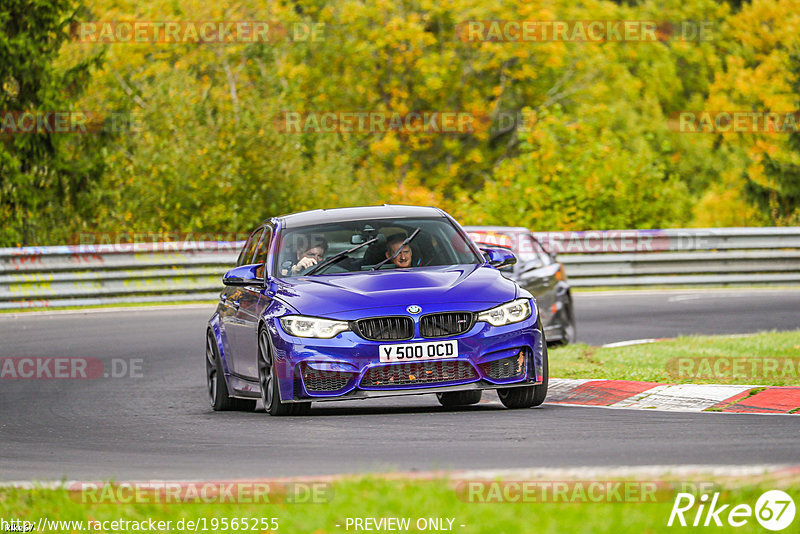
left=275, top=217, right=482, bottom=277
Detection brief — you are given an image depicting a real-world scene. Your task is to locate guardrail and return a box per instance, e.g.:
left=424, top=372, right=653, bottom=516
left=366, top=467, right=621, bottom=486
left=0, top=227, right=798, bottom=309
left=531, top=227, right=800, bottom=288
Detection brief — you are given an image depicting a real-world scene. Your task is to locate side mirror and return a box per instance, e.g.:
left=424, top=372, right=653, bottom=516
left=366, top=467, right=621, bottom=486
left=481, top=247, right=517, bottom=269
left=223, top=264, right=263, bottom=286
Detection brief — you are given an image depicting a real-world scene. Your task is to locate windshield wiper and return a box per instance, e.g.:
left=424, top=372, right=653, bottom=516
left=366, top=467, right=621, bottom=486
left=371, top=228, right=421, bottom=270
left=305, top=237, right=379, bottom=275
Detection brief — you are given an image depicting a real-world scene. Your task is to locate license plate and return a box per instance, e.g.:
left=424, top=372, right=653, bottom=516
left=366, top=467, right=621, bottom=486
left=379, top=340, right=458, bottom=363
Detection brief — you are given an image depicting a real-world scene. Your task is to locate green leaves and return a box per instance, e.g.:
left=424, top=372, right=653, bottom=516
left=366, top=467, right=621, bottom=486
left=3, top=0, right=798, bottom=245
left=1, top=0, right=106, bottom=245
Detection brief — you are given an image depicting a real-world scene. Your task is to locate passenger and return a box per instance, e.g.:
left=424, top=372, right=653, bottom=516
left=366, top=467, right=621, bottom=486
left=385, top=233, right=413, bottom=268
left=283, top=235, right=328, bottom=275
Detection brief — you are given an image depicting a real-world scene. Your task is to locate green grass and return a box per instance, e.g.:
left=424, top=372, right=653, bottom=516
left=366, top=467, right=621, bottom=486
left=1, top=475, right=797, bottom=533
left=550, top=330, right=800, bottom=386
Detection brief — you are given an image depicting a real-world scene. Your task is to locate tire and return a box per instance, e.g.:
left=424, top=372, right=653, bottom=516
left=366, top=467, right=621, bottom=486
left=559, top=300, right=577, bottom=346
left=206, top=330, right=257, bottom=412
left=436, top=390, right=482, bottom=407
left=530, top=341, right=549, bottom=407
left=258, top=326, right=311, bottom=416
left=497, top=327, right=549, bottom=409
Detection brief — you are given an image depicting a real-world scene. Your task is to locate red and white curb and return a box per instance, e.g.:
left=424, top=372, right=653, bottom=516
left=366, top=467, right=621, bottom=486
left=547, top=379, right=800, bottom=414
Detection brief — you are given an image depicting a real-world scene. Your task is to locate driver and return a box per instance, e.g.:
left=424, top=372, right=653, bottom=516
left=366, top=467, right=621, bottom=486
left=385, top=233, right=413, bottom=268
left=283, top=235, right=328, bottom=275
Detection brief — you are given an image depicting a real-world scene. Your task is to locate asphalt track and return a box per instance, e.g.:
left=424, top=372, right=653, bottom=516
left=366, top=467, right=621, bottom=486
left=1, top=288, right=799, bottom=481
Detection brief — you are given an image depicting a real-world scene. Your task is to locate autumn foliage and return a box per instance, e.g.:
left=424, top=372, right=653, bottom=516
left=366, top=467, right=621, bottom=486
left=1, top=0, right=799, bottom=245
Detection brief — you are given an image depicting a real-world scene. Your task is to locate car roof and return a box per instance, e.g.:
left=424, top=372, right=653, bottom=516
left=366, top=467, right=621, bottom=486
left=463, top=225, right=529, bottom=233
left=274, top=205, right=447, bottom=229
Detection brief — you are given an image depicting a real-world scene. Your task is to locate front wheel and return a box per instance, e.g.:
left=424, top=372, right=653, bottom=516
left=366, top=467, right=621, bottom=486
left=258, top=327, right=311, bottom=416
left=206, top=331, right=256, bottom=412
left=497, top=332, right=549, bottom=409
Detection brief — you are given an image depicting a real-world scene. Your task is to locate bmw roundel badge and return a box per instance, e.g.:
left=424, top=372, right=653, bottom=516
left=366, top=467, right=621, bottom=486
left=406, top=305, right=422, bottom=314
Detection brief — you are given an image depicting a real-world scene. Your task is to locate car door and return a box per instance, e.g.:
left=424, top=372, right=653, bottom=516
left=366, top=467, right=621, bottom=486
left=231, top=225, right=274, bottom=380
left=224, top=227, right=264, bottom=376
left=515, top=232, right=559, bottom=327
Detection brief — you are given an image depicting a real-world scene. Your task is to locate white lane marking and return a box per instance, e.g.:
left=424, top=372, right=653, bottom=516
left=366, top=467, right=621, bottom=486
left=668, top=295, right=702, bottom=302
left=611, top=384, right=754, bottom=412
left=668, top=293, right=760, bottom=302
left=602, top=338, right=663, bottom=348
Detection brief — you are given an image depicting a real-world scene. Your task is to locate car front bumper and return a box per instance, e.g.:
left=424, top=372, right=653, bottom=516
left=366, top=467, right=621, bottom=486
left=267, top=304, right=544, bottom=403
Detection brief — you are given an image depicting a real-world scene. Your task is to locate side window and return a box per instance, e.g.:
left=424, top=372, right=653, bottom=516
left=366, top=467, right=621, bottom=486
left=517, top=234, right=546, bottom=266
left=253, top=228, right=273, bottom=278
left=236, top=228, right=264, bottom=266
left=530, top=234, right=553, bottom=265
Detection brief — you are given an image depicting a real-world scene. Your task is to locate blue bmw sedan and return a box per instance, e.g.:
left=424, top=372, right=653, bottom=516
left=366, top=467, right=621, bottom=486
left=206, top=205, right=548, bottom=416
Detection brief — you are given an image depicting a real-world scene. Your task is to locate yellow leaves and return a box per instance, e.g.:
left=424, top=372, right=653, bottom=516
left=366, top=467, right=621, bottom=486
left=691, top=181, right=762, bottom=227
left=512, top=47, right=530, bottom=60
left=286, top=63, right=310, bottom=81
left=752, top=139, right=780, bottom=157
left=369, top=134, right=400, bottom=156
left=425, top=77, right=444, bottom=91
left=393, top=153, right=409, bottom=168
left=515, top=63, right=537, bottom=81
left=728, top=0, right=800, bottom=59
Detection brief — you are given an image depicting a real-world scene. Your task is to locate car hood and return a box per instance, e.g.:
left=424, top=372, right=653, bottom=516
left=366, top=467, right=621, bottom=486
left=273, top=264, right=518, bottom=315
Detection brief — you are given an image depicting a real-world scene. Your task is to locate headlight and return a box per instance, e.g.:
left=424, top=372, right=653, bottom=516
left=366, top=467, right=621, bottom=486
left=477, top=298, right=532, bottom=327
left=280, top=315, right=350, bottom=338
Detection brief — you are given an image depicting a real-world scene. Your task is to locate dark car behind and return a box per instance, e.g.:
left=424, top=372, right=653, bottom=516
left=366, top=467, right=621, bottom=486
left=465, top=226, right=576, bottom=345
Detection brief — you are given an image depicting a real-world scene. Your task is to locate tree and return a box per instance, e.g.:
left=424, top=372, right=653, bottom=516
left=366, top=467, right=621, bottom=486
left=0, top=0, right=106, bottom=245
left=745, top=47, right=800, bottom=224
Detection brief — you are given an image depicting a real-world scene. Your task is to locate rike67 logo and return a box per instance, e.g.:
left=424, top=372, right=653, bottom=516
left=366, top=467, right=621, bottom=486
left=668, top=490, right=795, bottom=530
